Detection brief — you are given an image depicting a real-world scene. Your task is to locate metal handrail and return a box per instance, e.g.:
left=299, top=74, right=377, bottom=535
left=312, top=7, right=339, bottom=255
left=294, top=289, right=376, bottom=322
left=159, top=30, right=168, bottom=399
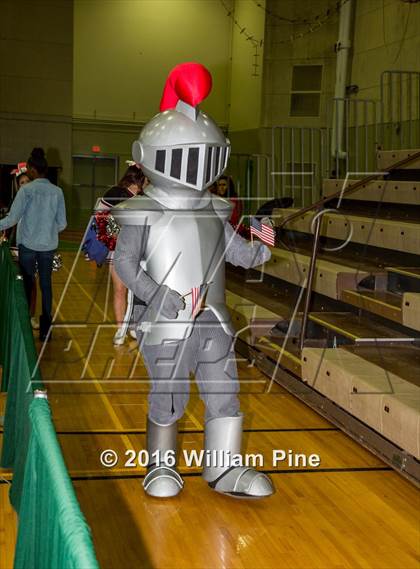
left=278, top=149, right=420, bottom=231
left=276, top=149, right=420, bottom=352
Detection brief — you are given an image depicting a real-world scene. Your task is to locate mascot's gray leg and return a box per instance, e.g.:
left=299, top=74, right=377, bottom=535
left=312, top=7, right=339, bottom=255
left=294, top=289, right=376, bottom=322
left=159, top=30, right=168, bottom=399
left=202, top=415, right=274, bottom=498
left=143, top=417, right=184, bottom=498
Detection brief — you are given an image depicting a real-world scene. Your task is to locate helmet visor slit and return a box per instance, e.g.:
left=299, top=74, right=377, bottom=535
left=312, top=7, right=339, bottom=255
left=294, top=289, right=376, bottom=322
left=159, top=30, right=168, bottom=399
left=205, top=147, right=213, bottom=183
left=186, top=147, right=199, bottom=185
left=170, top=148, right=183, bottom=179
left=155, top=150, right=166, bottom=173
left=215, top=147, right=221, bottom=177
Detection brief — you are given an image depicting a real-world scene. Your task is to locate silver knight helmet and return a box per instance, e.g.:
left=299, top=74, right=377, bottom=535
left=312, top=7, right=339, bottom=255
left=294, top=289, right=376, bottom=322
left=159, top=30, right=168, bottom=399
left=131, top=62, right=230, bottom=191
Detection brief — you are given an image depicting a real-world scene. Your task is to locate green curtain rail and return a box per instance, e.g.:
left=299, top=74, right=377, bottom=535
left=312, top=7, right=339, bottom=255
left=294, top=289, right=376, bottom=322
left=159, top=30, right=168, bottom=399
left=14, top=398, right=99, bottom=569
left=1, top=243, right=44, bottom=508
left=0, top=243, right=99, bottom=568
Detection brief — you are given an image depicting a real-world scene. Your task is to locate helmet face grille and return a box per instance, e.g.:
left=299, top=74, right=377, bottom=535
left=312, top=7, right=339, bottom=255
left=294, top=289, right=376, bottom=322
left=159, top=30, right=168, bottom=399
left=151, top=143, right=229, bottom=190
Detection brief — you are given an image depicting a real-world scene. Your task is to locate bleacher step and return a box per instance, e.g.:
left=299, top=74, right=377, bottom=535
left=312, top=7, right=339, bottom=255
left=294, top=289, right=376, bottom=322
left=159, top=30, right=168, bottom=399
left=226, top=268, right=420, bottom=462
left=340, top=289, right=420, bottom=334
left=258, top=247, right=371, bottom=301
left=273, top=207, right=420, bottom=256
left=280, top=232, right=420, bottom=272
left=377, top=149, right=420, bottom=171
left=343, top=344, right=420, bottom=389
left=302, top=347, right=420, bottom=459
left=387, top=267, right=420, bottom=280
left=387, top=267, right=420, bottom=295
left=340, top=289, right=403, bottom=323
left=308, top=312, right=409, bottom=342
left=322, top=179, right=420, bottom=205
left=269, top=312, right=408, bottom=345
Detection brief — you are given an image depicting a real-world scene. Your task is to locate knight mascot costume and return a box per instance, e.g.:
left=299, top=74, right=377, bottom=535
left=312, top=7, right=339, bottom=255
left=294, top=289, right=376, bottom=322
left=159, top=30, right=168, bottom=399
left=112, top=62, right=274, bottom=499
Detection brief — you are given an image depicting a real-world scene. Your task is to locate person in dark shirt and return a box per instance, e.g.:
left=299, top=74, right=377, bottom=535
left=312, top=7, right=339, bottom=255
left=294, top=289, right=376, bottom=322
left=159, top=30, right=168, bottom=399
left=98, top=164, right=147, bottom=345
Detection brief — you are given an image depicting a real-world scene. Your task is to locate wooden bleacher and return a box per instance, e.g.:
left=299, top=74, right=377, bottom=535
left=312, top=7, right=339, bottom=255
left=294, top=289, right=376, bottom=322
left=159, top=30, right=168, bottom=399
left=226, top=148, right=420, bottom=482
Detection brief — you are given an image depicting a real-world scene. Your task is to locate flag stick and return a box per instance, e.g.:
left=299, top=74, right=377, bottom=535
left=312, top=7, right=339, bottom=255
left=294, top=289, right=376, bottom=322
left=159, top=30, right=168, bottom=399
left=182, top=291, right=192, bottom=298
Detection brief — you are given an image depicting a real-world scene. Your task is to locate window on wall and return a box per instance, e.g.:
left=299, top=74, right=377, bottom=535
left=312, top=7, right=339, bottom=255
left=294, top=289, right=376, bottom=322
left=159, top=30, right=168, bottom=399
left=290, top=65, right=323, bottom=117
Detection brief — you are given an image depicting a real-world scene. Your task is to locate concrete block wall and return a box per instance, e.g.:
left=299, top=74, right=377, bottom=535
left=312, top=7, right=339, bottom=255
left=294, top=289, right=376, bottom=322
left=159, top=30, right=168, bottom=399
left=0, top=0, right=74, bottom=193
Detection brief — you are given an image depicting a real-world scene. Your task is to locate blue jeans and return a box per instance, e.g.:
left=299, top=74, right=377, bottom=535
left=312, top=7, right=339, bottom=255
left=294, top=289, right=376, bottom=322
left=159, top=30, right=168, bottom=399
left=18, top=245, right=55, bottom=321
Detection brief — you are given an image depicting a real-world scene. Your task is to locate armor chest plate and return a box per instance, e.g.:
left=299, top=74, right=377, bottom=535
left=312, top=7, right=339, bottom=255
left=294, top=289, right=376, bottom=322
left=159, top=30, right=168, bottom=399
left=145, top=208, right=225, bottom=296
left=112, top=191, right=235, bottom=345
left=142, top=205, right=233, bottom=344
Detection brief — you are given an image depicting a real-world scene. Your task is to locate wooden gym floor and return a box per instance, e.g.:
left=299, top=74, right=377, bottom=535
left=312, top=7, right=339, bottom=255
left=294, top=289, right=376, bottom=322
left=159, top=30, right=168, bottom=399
left=0, top=251, right=419, bottom=569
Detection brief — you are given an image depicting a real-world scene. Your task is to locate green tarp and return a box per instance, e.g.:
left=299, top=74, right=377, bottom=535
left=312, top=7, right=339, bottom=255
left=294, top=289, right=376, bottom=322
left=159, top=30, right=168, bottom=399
left=0, top=244, right=99, bottom=569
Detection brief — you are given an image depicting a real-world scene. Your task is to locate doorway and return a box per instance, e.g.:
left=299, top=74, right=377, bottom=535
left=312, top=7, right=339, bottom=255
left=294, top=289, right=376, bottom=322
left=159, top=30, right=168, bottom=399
left=71, top=154, right=118, bottom=228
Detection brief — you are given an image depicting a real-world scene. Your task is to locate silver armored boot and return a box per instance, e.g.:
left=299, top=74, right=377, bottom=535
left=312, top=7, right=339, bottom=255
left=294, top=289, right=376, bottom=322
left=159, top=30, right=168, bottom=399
left=143, top=417, right=184, bottom=498
left=202, top=415, right=274, bottom=498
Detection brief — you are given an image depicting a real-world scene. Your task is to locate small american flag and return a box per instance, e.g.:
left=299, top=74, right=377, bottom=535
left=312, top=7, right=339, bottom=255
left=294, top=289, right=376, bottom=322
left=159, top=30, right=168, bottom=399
left=191, top=283, right=208, bottom=319
left=250, top=217, right=275, bottom=246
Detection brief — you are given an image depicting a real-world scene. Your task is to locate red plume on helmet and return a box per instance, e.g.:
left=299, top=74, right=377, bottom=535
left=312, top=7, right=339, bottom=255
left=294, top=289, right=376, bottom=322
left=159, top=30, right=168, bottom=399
left=159, top=62, right=212, bottom=112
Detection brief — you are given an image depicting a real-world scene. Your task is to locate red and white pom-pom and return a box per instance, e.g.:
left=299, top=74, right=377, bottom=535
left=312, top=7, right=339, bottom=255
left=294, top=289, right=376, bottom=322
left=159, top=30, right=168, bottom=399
left=159, top=62, right=212, bottom=112
left=95, top=211, right=117, bottom=251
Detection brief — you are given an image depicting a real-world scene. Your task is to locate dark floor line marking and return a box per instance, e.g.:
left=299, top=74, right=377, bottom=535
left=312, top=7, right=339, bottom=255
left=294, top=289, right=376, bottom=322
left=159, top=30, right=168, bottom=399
left=39, top=391, right=292, bottom=396
left=241, top=466, right=392, bottom=475
left=48, top=427, right=338, bottom=436
left=70, top=466, right=392, bottom=482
